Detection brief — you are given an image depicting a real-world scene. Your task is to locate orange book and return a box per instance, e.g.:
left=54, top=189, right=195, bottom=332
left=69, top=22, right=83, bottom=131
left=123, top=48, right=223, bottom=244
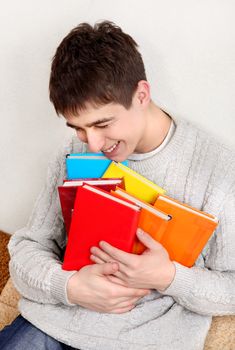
left=153, top=194, right=218, bottom=267
left=111, top=187, right=170, bottom=254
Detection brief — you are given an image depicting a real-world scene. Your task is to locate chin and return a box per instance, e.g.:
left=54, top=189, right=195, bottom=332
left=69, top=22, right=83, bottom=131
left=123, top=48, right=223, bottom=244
left=108, top=154, right=127, bottom=162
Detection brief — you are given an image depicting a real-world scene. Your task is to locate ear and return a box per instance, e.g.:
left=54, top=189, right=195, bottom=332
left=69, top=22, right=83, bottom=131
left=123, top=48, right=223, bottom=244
left=133, top=80, right=151, bottom=108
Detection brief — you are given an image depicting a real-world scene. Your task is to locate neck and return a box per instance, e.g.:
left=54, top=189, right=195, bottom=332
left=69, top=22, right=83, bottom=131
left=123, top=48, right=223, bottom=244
left=136, top=101, right=172, bottom=153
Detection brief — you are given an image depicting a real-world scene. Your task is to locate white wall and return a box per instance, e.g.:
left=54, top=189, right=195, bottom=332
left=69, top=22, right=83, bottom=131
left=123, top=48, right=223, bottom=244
left=1, top=0, right=235, bottom=233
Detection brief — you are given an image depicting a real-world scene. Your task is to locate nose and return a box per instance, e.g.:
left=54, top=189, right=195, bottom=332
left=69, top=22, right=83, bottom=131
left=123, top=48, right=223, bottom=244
left=86, top=129, right=105, bottom=153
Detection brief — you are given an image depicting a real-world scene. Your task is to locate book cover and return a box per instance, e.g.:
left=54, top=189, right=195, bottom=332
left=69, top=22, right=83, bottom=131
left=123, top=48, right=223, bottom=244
left=58, top=178, right=125, bottom=235
left=153, top=194, right=218, bottom=267
left=66, top=153, right=127, bottom=179
left=102, top=161, right=166, bottom=204
left=111, top=187, right=170, bottom=254
left=62, top=184, right=141, bottom=271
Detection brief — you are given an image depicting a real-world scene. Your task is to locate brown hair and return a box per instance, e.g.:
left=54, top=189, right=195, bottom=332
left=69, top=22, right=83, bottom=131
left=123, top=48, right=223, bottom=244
left=49, top=21, right=147, bottom=115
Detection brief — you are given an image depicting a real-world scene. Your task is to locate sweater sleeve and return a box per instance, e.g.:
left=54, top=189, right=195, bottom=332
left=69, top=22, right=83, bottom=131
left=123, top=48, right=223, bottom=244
left=8, top=140, right=80, bottom=306
left=161, top=185, right=235, bottom=316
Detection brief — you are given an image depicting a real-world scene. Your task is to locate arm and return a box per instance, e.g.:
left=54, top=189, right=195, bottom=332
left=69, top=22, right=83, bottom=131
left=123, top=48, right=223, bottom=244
left=91, top=188, right=235, bottom=316
left=161, top=186, right=235, bottom=316
left=9, top=142, right=149, bottom=311
left=8, top=144, right=75, bottom=305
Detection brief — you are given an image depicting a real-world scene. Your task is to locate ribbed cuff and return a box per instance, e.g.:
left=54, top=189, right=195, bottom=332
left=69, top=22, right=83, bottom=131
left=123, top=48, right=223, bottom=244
left=50, top=265, right=77, bottom=306
left=160, top=262, right=196, bottom=297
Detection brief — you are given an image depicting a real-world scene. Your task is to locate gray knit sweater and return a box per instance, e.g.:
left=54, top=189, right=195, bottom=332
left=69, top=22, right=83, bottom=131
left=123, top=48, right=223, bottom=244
left=8, top=118, right=235, bottom=350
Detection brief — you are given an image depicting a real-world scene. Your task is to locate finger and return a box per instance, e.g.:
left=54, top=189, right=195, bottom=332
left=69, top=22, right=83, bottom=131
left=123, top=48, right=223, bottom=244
left=108, top=294, right=141, bottom=306
left=136, top=228, right=164, bottom=251
left=111, top=295, right=148, bottom=314
left=112, top=298, right=139, bottom=309
left=106, top=274, right=128, bottom=286
left=99, top=241, right=134, bottom=266
left=114, top=284, right=150, bottom=299
left=90, top=246, right=114, bottom=263
left=92, top=261, right=119, bottom=276
left=90, top=254, right=105, bottom=264
left=107, top=294, right=139, bottom=306
left=111, top=305, right=135, bottom=314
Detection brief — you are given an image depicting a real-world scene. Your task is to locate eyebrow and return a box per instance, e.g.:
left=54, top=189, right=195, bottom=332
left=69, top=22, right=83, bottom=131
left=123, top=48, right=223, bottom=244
left=66, top=117, right=115, bottom=129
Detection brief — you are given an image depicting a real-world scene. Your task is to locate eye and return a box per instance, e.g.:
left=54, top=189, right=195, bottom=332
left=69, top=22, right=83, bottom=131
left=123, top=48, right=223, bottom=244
left=75, top=127, right=84, bottom=132
left=96, top=124, right=109, bottom=129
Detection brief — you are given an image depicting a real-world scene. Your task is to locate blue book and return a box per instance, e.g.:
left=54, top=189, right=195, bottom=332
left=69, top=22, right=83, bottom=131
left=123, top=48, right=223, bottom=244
left=66, top=153, right=128, bottom=179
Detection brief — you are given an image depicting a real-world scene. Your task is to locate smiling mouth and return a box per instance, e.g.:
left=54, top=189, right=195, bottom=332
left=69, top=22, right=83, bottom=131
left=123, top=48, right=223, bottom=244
left=102, top=141, right=120, bottom=153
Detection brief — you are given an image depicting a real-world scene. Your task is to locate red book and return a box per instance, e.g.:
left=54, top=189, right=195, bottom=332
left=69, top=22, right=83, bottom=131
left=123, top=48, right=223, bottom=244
left=58, top=178, right=125, bottom=235
left=62, top=184, right=140, bottom=271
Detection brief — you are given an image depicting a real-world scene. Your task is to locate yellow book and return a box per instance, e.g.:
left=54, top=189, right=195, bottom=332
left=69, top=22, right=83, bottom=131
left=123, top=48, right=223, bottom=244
left=102, top=161, right=166, bottom=204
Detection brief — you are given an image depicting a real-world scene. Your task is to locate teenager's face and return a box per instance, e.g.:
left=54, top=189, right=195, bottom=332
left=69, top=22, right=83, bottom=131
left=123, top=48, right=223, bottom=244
left=64, top=101, right=147, bottom=162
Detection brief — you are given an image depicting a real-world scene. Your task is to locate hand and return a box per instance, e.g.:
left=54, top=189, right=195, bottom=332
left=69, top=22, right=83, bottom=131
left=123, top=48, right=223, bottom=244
left=90, top=229, right=176, bottom=291
left=66, top=261, right=150, bottom=314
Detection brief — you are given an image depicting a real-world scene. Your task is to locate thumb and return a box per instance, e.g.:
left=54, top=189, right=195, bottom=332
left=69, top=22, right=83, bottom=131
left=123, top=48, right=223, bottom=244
left=136, top=228, right=162, bottom=251
left=95, top=261, right=119, bottom=276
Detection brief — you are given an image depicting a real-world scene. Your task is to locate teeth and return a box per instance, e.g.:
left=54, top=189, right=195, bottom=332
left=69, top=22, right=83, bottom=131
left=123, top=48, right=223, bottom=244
left=104, top=142, right=118, bottom=153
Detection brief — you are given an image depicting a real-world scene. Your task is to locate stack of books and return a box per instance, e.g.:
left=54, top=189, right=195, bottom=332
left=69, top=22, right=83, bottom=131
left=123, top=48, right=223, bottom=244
left=58, top=153, right=218, bottom=271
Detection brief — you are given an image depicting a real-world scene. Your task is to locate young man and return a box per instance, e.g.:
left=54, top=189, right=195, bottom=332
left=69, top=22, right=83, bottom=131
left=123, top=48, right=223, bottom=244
left=1, top=21, right=235, bottom=350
